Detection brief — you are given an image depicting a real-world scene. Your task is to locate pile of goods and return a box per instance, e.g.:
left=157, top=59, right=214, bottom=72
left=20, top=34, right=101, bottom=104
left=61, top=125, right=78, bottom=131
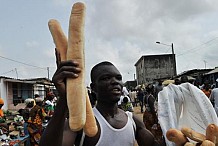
left=0, top=112, right=25, bottom=145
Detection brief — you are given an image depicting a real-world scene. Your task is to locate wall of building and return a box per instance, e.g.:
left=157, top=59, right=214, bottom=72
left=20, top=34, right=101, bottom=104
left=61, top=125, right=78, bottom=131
left=135, top=54, right=176, bottom=85
left=0, top=77, right=54, bottom=110
left=0, top=78, right=8, bottom=110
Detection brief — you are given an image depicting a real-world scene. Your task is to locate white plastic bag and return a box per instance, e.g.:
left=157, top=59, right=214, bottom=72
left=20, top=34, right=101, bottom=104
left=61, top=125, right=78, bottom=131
left=158, top=83, right=218, bottom=146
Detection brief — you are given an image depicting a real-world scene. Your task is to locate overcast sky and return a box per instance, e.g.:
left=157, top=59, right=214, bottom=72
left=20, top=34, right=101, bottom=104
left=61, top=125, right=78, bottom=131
left=1, top=0, right=218, bottom=86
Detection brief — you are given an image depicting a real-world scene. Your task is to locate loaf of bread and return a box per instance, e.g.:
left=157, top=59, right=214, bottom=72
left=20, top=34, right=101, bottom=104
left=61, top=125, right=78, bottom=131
left=84, top=92, right=98, bottom=137
left=48, top=1, right=98, bottom=135
left=201, top=140, right=215, bottom=146
left=181, top=127, right=206, bottom=143
left=48, top=19, right=67, bottom=61
left=67, top=2, right=86, bottom=131
left=166, top=128, right=188, bottom=146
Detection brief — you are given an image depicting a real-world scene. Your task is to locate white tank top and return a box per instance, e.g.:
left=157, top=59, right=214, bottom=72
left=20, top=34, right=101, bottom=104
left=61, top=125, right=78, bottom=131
left=92, top=107, right=135, bottom=146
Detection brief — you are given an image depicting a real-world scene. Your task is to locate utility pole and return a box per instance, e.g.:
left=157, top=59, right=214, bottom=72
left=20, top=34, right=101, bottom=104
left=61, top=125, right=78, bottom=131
left=47, top=67, right=50, bottom=79
left=172, top=43, right=176, bottom=76
left=156, top=41, right=177, bottom=76
left=203, top=60, right=207, bottom=69
left=156, top=42, right=174, bottom=54
left=15, top=68, right=18, bottom=79
left=171, top=43, right=174, bottom=54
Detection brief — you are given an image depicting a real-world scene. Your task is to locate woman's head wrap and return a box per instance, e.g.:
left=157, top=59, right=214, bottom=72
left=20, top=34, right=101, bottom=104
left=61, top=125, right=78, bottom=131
left=0, top=98, right=4, bottom=104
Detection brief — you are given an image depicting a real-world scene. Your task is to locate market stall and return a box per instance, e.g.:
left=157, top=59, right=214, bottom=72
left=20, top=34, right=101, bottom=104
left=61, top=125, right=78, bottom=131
left=0, top=110, right=29, bottom=146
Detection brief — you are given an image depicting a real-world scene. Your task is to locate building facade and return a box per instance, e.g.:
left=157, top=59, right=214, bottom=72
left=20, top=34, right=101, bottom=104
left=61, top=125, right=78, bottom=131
left=0, top=76, right=54, bottom=110
left=135, top=54, right=176, bottom=85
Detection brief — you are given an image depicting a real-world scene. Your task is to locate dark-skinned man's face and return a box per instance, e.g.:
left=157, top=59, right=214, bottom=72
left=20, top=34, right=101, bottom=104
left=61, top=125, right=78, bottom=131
left=91, top=65, right=123, bottom=104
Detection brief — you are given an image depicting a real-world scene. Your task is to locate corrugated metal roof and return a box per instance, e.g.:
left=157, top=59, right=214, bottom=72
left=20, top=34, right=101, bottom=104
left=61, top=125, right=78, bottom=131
left=4, top=78, right=36, bottom=84
left=0, top=76, right=53, bottom=85
left=206, top=67, right=218, bottom=75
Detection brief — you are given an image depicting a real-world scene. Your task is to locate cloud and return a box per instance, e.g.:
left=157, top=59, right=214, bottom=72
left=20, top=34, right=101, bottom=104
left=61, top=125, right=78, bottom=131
left=84, top=0, right=218, bottom=78
left=1, top=0, right=218, bottom=84
left=25, top=41, right=39, bottom=48
left=0, top=44, right=3, bottom=54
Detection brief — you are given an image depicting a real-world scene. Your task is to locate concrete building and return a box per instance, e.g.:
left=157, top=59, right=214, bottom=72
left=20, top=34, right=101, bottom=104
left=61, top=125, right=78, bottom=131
left=0, top=76, right=54, bottom=110
left=135, top=54, right=176, bottom=85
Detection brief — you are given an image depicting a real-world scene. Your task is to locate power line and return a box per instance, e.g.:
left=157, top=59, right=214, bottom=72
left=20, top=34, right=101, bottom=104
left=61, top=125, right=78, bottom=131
left=2, top=67, right=55, bottom=75
left=0, top=69, right=14, bottom=75
left=177, top=37, right=218, bottom=57
left=0, top=55, right=46, bottom=70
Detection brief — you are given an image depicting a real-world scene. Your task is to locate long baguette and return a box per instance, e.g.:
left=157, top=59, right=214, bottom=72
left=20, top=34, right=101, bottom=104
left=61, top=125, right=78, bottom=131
left=201, top=140, right=215, bottom=146
left=84, top=92, right=98, bottom=137
left=48, top=2, right=98, bottom=135
left=166, top=128, right=188, bottom=146
left=181, top=127, right=206, bottom=143
left=67, top=2, right=86, bottom=131
left=48, top=19, right=67, bottom=61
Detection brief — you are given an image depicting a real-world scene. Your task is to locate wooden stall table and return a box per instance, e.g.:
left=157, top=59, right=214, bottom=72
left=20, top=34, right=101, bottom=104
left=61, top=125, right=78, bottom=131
left=9, top=134, right=29, bottom=146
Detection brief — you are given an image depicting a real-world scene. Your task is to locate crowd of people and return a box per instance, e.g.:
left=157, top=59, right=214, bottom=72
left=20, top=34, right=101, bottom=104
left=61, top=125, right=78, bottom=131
left=1, top=70, right=217, bottom=146
left=0, top=91, right=57, bottom=145
left=116, top=75, right=218, bottom=146
left=36, top=52, right=218, bottom=146
left=124, top=81, right=165, bottom=145
left=4, top=91, right=57, bottom=146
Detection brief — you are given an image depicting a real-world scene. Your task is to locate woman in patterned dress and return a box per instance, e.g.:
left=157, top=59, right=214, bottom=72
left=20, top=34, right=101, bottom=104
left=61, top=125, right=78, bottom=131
left=27, top=98, right=46, bottom=146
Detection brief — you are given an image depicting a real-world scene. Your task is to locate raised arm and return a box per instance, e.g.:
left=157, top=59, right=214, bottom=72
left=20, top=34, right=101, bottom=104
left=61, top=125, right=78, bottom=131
left=39, top=58, right=81, bottom=146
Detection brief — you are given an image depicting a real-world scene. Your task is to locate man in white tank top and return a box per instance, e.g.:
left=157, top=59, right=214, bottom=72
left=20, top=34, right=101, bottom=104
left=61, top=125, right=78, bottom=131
left=40, top=61, right=160, bottom=146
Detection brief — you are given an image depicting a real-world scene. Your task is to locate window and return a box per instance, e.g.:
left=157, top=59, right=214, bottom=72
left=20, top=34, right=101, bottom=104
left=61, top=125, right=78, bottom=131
left=12, top=83, right=34, bottom=105
left=12, top=83, right=22, bottom=105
